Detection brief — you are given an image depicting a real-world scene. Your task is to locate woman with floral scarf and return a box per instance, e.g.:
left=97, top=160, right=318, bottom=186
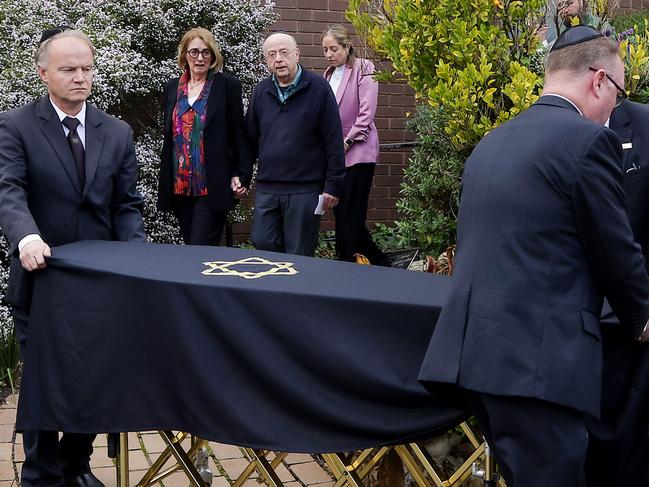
left=158, top=27, right=252, bottom=245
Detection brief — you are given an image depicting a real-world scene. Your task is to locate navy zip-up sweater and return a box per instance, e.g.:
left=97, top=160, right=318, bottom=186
left=246, top=67, right=345, bottom=196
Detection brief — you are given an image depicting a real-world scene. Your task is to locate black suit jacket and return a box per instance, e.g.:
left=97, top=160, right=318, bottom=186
left=157, top=71, right=252, bottom=212
left=584, top=101, right=649, bottom=485
left=0, top=96, right=146, bottom=310
left=611, top=101, right=649, bottom=254
left=418, top=96, right=649, bottom=417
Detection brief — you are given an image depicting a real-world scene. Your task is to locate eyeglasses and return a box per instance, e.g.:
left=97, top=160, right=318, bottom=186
left=187, top=48, right=212, bottom=59
left=264, top=48, right=296, bottom=61
left=588, top=67, right=627, bottom=108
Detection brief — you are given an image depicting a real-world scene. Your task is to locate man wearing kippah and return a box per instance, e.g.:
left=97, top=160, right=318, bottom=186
left=419, top=26, right=649, bottom=486
left=0, top=28, right=146, bottom=487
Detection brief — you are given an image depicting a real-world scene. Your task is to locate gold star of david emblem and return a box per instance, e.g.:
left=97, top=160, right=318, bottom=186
left=202, top=256, right=298, bottom=280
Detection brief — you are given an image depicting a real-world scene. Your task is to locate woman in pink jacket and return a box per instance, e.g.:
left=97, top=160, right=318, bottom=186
left=322, top=25, right=390, bottom=266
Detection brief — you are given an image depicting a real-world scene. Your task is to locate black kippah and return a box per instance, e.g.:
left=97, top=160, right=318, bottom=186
left=38, top=26, right=71, bottom=47
left=551, top=25, right=604, bottom=52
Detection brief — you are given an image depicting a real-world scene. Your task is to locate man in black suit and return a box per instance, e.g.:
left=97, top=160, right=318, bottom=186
left=418, top=26, right=649, bottom=486
left=0, top=28, right=146, bottom=487
left=585, top=100, right=649, bottom=486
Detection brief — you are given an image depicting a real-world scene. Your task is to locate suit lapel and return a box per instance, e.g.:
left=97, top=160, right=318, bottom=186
left=610, top=105, right=632, bottom=171
left=83, top=105, right=104, bottom=198
left=36, top=97, right=83, bottom=195
left=335, top=64, right=352, bottom=105
left=204, top=73, right=225, bottom=129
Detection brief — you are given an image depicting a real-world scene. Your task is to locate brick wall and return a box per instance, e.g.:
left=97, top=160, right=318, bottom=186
left=232, top=0, right=415, bottom=241
left=615, top=0, right=649, bottom=14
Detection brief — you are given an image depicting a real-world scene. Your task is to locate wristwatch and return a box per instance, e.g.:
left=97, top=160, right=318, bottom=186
left=344, top=138, right=354, bottom=146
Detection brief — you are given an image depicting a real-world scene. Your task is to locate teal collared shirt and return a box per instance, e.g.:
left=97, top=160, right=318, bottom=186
left=272, top=65, right=303, bottom=104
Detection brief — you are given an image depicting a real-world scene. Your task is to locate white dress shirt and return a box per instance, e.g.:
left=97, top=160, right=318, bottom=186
left=50, top=98, right=87, bottom=148
left=328, top=65, right=345, bottom=96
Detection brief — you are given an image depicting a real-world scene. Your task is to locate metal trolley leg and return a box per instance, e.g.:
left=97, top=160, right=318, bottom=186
left=109, top=433, right=129, bottom=487
left=472, top=441, right=502, bottom=487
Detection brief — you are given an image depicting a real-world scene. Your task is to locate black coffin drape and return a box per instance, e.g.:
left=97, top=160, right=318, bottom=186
left=16, top=241, right=466, bottom=453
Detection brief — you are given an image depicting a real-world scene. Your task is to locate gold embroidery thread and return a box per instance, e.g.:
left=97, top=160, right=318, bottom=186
left=202, top=257, right=298, bottom=280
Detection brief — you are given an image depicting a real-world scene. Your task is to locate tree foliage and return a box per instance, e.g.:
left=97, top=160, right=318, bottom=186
left=348, top=0, right=545, bottom=148
left=346, top=0, right=546, bottom=255
left=395, top=107, right=468, bottom=254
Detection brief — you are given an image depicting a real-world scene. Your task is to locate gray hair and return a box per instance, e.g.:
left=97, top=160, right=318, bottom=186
left=35, top=30, right=95, bottom=68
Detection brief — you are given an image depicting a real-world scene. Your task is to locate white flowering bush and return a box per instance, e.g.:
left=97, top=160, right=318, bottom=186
left=0, top=0, right=276, bottom=333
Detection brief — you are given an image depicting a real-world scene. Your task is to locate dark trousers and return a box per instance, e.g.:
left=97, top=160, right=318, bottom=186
left=13, top=306, right=95, bottom=487
left=463, top=390, right=588, bottom=487
left=585, top=324, right=649, bottom=487
left=252, top=191, right=321, bottom=256
left=334, top=163, right=389, bottom=266
left=172, top=195, right=227, bottom=246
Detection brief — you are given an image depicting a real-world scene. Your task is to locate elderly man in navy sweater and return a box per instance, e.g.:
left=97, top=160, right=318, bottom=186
left=246, top=33, right=345, bottom=256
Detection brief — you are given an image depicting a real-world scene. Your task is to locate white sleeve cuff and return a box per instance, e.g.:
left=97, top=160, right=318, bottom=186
left=18, top=234, right=43, bottom=252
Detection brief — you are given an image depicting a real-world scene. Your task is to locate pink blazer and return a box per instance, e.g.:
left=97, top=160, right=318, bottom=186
left=324, top=58, right=379, bottom=166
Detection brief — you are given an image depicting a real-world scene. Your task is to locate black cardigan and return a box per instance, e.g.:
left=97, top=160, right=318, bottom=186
left=158, top=71, right=253, bottom=212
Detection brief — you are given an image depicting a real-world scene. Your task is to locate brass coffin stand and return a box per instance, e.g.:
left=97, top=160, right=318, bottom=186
left=111, top=424, right=506, bottom=487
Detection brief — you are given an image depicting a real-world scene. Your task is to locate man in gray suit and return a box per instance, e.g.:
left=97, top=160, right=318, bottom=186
left=0, top=28, right=146, bottom=487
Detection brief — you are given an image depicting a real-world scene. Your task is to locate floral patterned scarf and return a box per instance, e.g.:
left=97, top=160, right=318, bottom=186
left=172, top=69, right=214, bottom=196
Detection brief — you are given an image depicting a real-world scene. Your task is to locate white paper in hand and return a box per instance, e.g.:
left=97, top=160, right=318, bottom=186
left=314, top=194, right=325, bottom=215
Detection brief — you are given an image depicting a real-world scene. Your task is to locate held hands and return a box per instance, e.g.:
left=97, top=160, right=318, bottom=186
left=20, top=240, right=51, bottom=271
left=322, top=193, right=339, bottom=210
left=231, top=176, right=247, bottom=198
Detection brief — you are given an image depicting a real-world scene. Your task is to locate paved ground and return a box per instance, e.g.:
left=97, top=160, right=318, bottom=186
left=0, top=394, right=335, bottom=487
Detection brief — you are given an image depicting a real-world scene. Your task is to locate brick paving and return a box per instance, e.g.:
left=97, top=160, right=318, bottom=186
left=0, top=394, right=334, bottom=487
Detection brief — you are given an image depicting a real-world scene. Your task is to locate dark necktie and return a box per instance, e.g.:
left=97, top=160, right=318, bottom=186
left=62, top=116, right=85, bottom=187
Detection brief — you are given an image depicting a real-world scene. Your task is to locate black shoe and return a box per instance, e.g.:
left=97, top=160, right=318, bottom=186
left=64, top=472, right=105, bottom=487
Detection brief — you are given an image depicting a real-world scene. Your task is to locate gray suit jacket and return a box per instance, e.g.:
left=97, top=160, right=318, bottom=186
left=0, top=96, right=146, bottom=310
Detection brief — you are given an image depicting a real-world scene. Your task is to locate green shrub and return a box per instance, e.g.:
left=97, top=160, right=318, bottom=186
left=611, top=11, right=649, bottom=33
left=347, top=0, right=544, bottom=253
left=347, top=0, right=544, bottom=149
left=396, top=106, right=469, bottom=256
left=315, top=231, right=337, bottom=260
left=371, top=223, right=406, bottom=252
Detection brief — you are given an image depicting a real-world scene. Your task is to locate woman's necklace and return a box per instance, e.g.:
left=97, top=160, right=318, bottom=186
left=189, top=79, right=205, bottom=89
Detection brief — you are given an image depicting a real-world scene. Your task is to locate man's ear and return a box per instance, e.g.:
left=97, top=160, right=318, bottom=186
left=37, top=66, right=48, bottom=84
left=294, top=47, right=300, bottom=63
left=590, top=69, right=605, bottom=97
